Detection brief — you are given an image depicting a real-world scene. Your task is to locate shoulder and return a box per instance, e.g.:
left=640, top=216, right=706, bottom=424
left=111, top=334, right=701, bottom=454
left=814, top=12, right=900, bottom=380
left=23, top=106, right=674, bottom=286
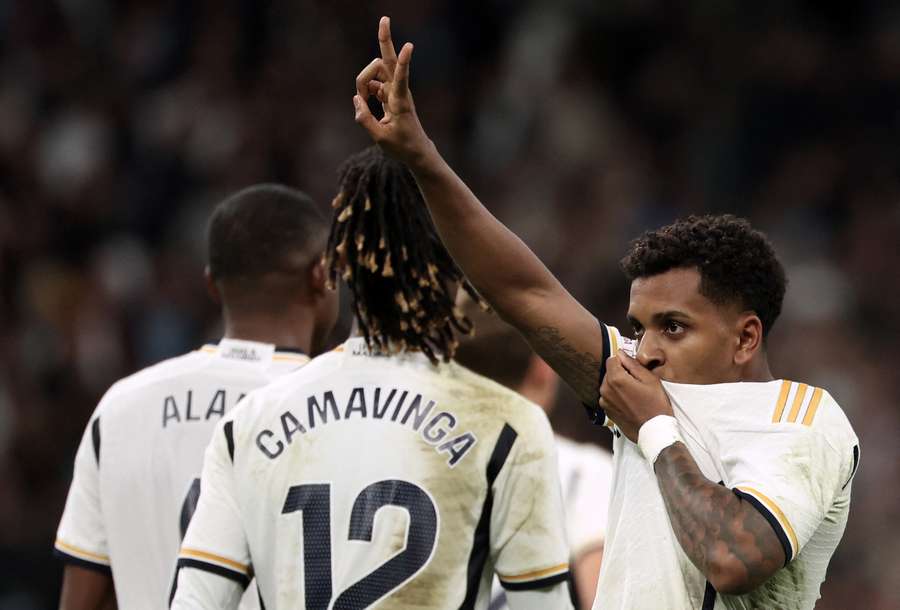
left=764, top=380, right=857, bottom=453
left=96, top=350, right=212, bottom=412
left=448, top=362, right=556, bottom=446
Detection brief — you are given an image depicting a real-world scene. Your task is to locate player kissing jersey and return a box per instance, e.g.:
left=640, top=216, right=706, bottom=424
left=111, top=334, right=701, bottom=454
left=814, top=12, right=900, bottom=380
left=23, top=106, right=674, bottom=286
left=171, top=337, right=572, bottom=610
left=55, top=339, right=310, bottom=609
left=587, top=325, right=860, bottom=610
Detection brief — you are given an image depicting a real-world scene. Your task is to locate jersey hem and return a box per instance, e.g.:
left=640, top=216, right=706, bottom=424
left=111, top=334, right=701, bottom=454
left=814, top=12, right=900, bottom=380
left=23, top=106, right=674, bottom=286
left=174, top=557, right=251, bottom=588
left=499, top=570, right=570, bottom=591
left=53, top=549, right=112, bottom=575
left=732, top=488, right=795, bottom=565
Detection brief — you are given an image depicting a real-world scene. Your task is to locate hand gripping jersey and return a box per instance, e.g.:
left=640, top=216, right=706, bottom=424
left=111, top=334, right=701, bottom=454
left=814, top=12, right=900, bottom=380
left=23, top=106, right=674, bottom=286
left=489, top=437, right=613, bottom=609
left=586, top=325, right=860, bottom=610
left=171, top=338, right=573, bottom=610
left=55, top=339, right=309, bottom=609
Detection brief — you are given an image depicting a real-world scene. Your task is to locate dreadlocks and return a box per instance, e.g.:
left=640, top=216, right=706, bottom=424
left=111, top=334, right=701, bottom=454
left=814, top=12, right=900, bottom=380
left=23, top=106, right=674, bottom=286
left=325, top=146, right=486, bottom=363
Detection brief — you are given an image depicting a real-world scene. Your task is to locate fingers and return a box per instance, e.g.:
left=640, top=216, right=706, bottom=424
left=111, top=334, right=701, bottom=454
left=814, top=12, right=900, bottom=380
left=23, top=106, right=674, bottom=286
left=356, top=58, right=390, bottom=99
left=367, top=81, right=387, bottom=104
left=353, top=95, right=381, bottom=139
left=393, top=42, right=414, bottom=99
left=616, top=349, right=653, bottom=381
left=378, top=16, right=398, bottom=74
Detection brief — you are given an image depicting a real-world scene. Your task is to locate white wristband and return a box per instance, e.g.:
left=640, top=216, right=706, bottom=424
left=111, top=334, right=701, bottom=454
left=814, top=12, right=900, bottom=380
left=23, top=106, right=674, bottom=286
left=638, top=415, right=683, bottom=464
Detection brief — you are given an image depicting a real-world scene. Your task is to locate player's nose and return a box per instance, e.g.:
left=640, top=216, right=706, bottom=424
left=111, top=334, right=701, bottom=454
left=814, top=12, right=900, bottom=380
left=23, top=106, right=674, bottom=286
left=636, top=336, right=664, bottom=371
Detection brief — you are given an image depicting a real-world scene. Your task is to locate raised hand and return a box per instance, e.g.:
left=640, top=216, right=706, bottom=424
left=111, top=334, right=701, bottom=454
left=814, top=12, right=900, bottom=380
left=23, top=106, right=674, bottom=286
left=354, top=17, right=433, bottom=166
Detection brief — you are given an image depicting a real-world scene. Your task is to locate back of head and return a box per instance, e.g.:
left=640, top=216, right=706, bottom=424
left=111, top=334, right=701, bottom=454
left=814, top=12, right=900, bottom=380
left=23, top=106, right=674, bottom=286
left=620, top=214, right=787, bottom=338
left=455, top=296, right=533, bottom=391
left=325, top=146, right=485, bottom=363
left=207, top=183, right=328, bottom=309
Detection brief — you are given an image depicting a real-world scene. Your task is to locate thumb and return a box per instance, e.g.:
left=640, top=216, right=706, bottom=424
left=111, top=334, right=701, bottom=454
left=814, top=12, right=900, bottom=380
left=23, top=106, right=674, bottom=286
left=353, top=95, right=381, bottom=138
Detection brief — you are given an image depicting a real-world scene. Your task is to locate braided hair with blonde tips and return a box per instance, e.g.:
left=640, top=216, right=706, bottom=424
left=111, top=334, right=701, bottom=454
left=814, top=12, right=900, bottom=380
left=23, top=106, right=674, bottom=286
left=325, top=146, right=486, bottom=363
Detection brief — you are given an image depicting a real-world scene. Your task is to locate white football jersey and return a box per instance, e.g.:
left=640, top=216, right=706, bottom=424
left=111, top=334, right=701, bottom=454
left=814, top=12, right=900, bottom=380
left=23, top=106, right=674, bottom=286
left=490, top=436, right=613, bottom=609
left=55, top=339, right=310, bottom=609
left=172, top=337, right=572, bottom=610
left=589, top=325, right=860, bottom=610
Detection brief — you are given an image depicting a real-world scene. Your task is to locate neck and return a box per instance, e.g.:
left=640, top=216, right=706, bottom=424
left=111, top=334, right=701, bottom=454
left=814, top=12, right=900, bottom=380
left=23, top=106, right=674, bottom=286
left=222, top=309, right=316, bottom=354
left=741, top=354, right=774, bottom=382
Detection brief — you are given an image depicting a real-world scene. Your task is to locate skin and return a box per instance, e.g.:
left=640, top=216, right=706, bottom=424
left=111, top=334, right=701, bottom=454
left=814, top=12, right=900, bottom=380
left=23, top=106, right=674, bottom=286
left=59, top=566, right=116, bottom=610
left=60, top=254, right=339, bottom=609
left=354, top=17, right=786, bottom=596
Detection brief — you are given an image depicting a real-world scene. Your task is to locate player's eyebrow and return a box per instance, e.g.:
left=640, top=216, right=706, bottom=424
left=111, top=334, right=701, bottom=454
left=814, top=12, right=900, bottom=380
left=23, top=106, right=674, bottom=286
left=651, top=310, right=692, bottom=323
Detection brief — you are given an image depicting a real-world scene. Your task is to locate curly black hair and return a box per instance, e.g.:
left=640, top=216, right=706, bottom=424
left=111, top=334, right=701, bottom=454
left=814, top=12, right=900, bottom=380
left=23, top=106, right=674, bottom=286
left=620, top=214, right=787, bottom=337
left=325, top=146, right=486, bottom=363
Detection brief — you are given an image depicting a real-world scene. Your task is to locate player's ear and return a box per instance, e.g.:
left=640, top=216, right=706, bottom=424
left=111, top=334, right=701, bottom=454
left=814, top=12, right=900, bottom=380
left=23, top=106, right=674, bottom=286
left=734, top=312, right=763, bottom=366
left=307, top=254, right=329, bottom=297
left=204, top=266, right=222, bottom=305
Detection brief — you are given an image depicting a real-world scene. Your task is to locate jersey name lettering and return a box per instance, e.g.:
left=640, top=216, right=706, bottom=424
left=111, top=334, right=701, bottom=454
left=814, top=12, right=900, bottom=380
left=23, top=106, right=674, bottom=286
left=162, top=389, right=247, bottom=428
left=256, top=386, right=478, bottom=467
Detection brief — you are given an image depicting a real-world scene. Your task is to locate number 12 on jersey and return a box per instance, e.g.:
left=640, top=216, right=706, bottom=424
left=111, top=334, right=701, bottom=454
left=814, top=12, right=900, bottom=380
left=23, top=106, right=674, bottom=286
left=282, top=479, right=439, bottom=609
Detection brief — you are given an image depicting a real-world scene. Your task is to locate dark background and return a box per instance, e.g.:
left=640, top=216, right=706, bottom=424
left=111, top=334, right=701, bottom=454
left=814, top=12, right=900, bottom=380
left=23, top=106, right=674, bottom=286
left=1, top=1, right=898, bottom=607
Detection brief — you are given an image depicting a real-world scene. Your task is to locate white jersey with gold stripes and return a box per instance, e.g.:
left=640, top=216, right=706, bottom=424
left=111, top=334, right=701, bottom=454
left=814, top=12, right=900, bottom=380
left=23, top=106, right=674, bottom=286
left=55, top=339, right=310, bottom=609
left=589, top=325, right=859, bottom=610
left=171, top=337, right=573, bottom=610
left=489, top=436, right=612, bottom=609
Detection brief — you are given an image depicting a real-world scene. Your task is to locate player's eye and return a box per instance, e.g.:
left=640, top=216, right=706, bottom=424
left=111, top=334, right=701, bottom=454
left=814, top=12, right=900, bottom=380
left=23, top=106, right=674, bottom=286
left=631, top=325, right=644, bottom=338
left=663, top=320, right=685, bottom=335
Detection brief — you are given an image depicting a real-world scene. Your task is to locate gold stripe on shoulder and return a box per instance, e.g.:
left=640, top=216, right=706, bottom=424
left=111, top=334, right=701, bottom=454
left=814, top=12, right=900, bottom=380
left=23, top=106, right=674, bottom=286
left=609, top=326, right=620, bottom=356
left=802, top=387, right=824, bottom=426
left=180, top=547, right=249, bottom=573
left=498, top=562, right=569, bottom=582
left=771, top=380, right=792, bottom=423
left=787, top=383, right=809, bottom=423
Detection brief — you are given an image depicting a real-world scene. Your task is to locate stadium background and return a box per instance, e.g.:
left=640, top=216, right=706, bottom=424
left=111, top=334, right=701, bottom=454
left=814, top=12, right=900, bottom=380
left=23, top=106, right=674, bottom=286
left=1, top=1, right=898, bottom=607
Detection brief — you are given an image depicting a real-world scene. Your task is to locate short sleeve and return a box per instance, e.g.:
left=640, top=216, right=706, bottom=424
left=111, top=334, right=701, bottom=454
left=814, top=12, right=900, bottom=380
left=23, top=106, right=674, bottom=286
left=55, top=414, right=110, bottom=574
left=490, top=414, right=571, bottom=590
left=583, top=324, right=637, bottom=430
left=721, top=418, right=849, bottom=565
left=174, top=417, right=252, bottom=600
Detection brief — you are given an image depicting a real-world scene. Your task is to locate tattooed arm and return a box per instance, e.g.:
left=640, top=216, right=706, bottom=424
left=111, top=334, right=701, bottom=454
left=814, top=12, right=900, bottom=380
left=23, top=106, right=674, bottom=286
left=655, top=443, right=786, bottom=594
left=354, top=18, right=606, bottom=405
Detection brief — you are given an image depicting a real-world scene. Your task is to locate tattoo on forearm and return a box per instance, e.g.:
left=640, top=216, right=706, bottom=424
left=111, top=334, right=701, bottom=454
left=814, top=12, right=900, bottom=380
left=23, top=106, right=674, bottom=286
left=654, top=443, right=785, bottom=591
left=526, top=326, right=603, bottom=405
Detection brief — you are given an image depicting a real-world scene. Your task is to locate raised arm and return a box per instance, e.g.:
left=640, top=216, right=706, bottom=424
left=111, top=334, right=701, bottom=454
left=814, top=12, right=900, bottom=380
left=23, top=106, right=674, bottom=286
left=354, top=17, right=605, bottom=404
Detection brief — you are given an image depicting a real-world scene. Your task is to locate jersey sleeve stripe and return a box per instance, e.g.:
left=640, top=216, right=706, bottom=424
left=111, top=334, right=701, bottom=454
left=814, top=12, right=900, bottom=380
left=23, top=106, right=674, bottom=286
left=733, top=487, right=797, bottom=564
left=786, top=383, right=809, bottom=423
left=499, top=570, right=570, bottom=591
left=54, top=538, right=110, bottom=564
left=224, top=421, right=235, bottom=462
left=179, top=547, right=250, bottom=574
left=461, top=424, right=519, bottom=609
left=801, top=387, right=824, bottom=426
left=497, top=562, right=569, bottom=582
left=169, top=557, right=251, bottom=604
left=771, top=380, right=792, bottom=423
left=581, top=323, right=612, bottom=427
left=91, top=417, right=101, bottom=465
left=53, top=549, right=113, bottom=575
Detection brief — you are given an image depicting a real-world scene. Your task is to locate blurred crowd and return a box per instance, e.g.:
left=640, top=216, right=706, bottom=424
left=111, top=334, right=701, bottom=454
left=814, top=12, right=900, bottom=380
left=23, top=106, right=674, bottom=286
left=1, top=1, right=898, bottom=608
